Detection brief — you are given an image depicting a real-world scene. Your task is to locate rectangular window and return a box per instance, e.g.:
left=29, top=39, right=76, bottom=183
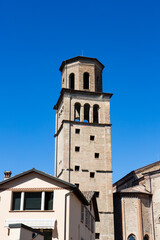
left=81, top=204, right=84, bottom=223
left=95, top=153, right=99, bottom=158
left=85, top=208, right=88, bottom=227
left=12, top=192, right=21, bottom=210
left=45, top=192, right=53, bottom=210
left=91, top=217, right=94, bottom=233
left=12, top=191, right=54, bottom=211
left=90, top=135, right=95, bottom=141
left=95, top=191, right=99, bottom=198
left=90, top=172, right=95, bottom=178
left=75, top=183, right=79, bottom=188
left=75, top=129, right=80, bottom=134
left=24, top=192, right=41, bottom=210
left=75, top=146, right=80, bottom=152
left=75, top=165, right=80, bottom=171
left=88, top=212, right=91, bottom=230
left=95, top=233, right=100, bottom=239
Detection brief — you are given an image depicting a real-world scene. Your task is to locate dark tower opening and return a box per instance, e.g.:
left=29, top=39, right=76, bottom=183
left=74, top=103, right=81, bottom=121
left=93, top=104, right=99, bottom=123
left=69, top=73, right=75, bottom=89
left=83, top=72, right=89, bottom=89
left=84, top=104, right=90, bottom=122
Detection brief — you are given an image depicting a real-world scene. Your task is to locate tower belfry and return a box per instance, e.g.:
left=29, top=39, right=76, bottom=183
left=54, top=56, right=114, bottom=240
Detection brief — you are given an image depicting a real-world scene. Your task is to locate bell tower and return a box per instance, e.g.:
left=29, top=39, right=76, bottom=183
left=54, top=56, right=114, bottom=240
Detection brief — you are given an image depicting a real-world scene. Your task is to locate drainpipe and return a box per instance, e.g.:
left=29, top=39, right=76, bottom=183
left=64, top=191, right=73, bottom=240
left=149, top=175, right=155, bottom=240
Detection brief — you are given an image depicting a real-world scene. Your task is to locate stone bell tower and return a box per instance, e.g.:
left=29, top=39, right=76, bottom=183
left=54, top=56, right=114, bottom=240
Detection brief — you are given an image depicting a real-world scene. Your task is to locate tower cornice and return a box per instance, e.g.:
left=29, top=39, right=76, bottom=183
left=54, top=88, right=113, bottom=110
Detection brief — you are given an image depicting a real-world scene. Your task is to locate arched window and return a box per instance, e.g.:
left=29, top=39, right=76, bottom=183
left=69, top=73, right=75, bottom=90
left=84, top=104, right=90, bottom=123
left=143, top=235, right=149, bottom=240
left=83, top=72, right=89, bottom=89
left=128, top=234, right=136, bottom=240
left=93, top=104, right=99, bottom=123
left=74, top=103, right=81, bottom=121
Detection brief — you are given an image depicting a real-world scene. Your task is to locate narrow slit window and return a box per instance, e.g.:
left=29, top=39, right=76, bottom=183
left=75, top=165, right=80, bottom=171
left=75, top=129, right=80, bottom=134
left=75, top=146, right=80, bottom=152
left=95, top=153, right=99, bottom=158
left=95, top=192, right=99, bottom=198
left=83, top=72, right=89, bottom=89
left=69, top=73, right=75, bottom=89
left=90, top=172, right=95, bottom=178
left=95, top=233, right=100, bottom=239
left=90, top=135, right=95, bottom=141
left=81, top=204, right=84, bottom=222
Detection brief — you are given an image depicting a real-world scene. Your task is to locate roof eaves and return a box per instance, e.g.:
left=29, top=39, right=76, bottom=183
left=59, top=56, right=104, bottom=72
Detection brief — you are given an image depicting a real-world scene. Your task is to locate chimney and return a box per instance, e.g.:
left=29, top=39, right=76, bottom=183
left=4, top=171, right=12, bottom=180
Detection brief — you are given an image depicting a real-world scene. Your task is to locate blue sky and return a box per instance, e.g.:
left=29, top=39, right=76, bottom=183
left=0, top=0, right=160, bottom=182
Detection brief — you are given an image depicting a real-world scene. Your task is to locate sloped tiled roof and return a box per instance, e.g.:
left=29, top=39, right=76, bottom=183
left=117, top=185, right=151, bottom=195
left=0, top=168, right=88, bottom=205
left=82, top=191, right=95, bottom=202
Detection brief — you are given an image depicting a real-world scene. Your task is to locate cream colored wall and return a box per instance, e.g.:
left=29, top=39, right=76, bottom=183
left=69, top=193, right=95, bottom=240
left=0, top=173, right=70, bottom=240
left=9, top=227, right=44, bottom=240
left=8, top=228, right=20, bottom=240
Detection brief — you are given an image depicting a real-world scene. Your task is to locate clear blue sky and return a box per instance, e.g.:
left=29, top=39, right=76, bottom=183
left=0, top=0, right=160, bottom=182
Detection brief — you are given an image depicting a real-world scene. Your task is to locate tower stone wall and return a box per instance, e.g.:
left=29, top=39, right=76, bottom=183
left=54, top=56, right=114, bottom=240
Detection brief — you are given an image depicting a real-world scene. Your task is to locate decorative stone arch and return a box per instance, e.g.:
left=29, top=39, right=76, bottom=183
left=69, top=73, right=75, bottom=90
left=93, top=104, right=99, bottom=123
left=83, top=72, right=89, bottom=90
left=74, top=102, right=81, bottom=121
left=143, top=234, right=149, bottom=240
left=84, top=103, right=90, bottom=123
left=127, top=234, right=136, bottom=240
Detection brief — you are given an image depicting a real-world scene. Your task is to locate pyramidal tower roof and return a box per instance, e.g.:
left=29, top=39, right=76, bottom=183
left=59, top=56, right=104, bottom=72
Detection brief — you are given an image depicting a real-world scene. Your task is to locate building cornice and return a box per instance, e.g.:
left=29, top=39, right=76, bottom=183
left=54, top=88, right=113, bottom=110
left=54, top=120, right=112, bottom=137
